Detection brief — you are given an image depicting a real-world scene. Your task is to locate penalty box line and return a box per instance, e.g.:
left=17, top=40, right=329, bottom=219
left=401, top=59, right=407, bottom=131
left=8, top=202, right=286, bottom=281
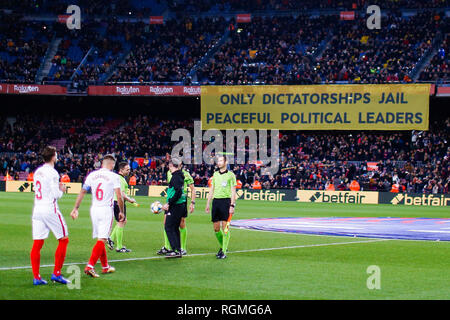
left=0, top=238, right=389, bottom=271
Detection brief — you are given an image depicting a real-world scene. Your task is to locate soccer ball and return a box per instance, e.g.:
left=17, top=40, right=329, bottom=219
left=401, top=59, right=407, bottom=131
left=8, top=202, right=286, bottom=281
left=151, top=201, right=162, bottom=214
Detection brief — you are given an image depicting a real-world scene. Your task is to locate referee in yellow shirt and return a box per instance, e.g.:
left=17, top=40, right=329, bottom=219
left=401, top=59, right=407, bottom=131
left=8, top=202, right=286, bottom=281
left=205, top=155, right=237, bottom=259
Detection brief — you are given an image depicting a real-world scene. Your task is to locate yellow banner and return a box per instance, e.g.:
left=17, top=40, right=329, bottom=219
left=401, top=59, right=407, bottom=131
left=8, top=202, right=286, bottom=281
left=6, top=181, right=82, bottom=194
left=201, top=84, right=430, bottom=130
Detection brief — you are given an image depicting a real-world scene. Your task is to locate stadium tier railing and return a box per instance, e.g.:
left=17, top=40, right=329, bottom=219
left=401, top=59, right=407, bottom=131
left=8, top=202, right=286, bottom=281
left=0, top=81, right=449, bottom=96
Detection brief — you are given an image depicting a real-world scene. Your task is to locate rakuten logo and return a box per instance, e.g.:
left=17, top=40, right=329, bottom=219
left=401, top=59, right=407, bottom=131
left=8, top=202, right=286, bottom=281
left=183, top=86, right=201, bottom=95
left=14, top=85, right=39, bottom=93
left=149, top=86, right=174, bottom=95
left=116, top=86, right=140, bottom=95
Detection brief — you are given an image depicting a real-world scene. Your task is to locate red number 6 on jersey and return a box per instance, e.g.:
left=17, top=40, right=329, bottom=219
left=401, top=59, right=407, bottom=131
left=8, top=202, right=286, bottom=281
left=95, top=183, right=103, bottom=201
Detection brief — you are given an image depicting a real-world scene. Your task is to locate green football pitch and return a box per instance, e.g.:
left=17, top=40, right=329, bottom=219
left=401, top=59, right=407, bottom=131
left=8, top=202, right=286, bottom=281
left=0, top=192, right=449, bottom=300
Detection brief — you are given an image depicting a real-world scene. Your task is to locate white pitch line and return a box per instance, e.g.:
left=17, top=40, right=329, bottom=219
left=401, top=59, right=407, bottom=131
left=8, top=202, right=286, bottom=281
left=0, top=238, right=388, bottom=271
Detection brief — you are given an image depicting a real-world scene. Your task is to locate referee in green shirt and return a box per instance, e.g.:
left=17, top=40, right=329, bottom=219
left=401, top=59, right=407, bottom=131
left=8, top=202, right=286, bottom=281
left=205, top=155, right=237, bottom=259
left=108, top=162, right=137, bottom=253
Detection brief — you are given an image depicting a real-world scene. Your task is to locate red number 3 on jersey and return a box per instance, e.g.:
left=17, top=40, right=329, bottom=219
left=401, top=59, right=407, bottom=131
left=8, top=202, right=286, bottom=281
left=35, top=180, right=42, bottom=200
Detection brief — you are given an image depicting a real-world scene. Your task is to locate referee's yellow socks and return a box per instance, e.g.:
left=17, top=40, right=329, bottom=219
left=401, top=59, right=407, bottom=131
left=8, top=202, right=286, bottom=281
left=215, top=231, right=223, bottom=247
left=222, top=230, right=230, bottom=254
left=110, top=225, right=118, bottom=242
left=115, top=226, right=124, bottom=249
left=180, top=227, right=187, bottom=251
left=164, top=230, right=172, bottom=251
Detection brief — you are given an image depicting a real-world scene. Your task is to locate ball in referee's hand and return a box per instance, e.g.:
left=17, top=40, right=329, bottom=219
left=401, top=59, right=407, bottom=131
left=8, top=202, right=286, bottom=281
left=151, top=201, right=162, bottom=214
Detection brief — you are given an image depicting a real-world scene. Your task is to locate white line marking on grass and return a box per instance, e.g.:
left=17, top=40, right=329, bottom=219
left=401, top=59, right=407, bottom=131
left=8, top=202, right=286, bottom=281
left=0, top=238, right=388, bottom=271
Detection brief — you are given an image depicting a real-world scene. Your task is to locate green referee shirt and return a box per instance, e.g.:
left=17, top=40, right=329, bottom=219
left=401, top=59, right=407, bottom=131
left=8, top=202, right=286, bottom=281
left=167, top=169, right=194, bottom=194
left=113, top=174, right=129, bottom=201
left=212, top=170, right=236, bottom=199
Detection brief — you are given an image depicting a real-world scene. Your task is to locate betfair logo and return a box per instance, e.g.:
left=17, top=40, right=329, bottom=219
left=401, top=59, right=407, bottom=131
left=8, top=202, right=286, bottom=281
left=160, top=188, right=168, bottom=197
left=237, top=189, right=286, bottom=201
left=309, top=192, right=322, bottom=202
left=18, top=182, right=32, bottom=192
left=389, top=193, right=450, bottom=206
left=128, top=186, right=140, bottom=196
left=307, top=192, right=367, bottom=204
left=390, top=194, right=404, bottom=205
left=194, top=188, right=211, bottom=199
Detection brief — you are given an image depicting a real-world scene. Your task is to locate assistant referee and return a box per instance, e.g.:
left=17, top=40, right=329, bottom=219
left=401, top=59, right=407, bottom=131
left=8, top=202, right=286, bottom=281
left=205, top=155, right=237, bottom=259
left=108, top=162, right=137, bottom=253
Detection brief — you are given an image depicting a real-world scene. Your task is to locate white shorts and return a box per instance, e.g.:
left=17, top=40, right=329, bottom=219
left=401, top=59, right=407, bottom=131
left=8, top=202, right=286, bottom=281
left=90, top=206, right=114, bottom=239
left=32, top=204, right=68, bottom=240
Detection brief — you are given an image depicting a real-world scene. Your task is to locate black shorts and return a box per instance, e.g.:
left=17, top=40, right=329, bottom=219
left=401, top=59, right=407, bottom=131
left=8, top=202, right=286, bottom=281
left=182, top=202, right=188, bottom=218
left=113, top=201, right=126, bottom=222
left=211, top=198, right=231, bottom=222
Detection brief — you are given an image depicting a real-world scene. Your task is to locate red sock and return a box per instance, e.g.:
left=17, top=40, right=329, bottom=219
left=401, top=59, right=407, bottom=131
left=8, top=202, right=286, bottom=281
left=30, top=240, right=44, bottom=279
left=53, top=238, right=69, bottom=276
left=99, top=244, right=109, bottom=269
left=88, top=241, right=104, bottom=268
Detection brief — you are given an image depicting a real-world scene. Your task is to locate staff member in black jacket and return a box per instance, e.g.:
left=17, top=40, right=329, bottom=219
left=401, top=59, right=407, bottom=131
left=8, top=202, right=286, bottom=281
left=161, top=159, right=186, bottom=258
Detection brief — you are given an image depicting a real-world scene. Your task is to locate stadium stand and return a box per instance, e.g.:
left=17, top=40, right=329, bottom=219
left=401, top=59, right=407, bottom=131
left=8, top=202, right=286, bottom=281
left=0, top=1, right=449, bottom=193
left=1, top=115, right=448, bottom=194
left=108, top=17, right=228, bottom=83
left=0, top=16, right=53, bottom=83
left=0, top=3, right=448, bottom=85
left=195, top=15, right=332, bottom=85
left=419, top=34, right=449, bottom=82
left=166, top=0, right=450, bottom=13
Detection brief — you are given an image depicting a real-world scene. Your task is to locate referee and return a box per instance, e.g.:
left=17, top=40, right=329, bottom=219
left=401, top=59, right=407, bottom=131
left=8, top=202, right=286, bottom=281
left=108, top=162, right=137, bottom=253
left=161, top=159, right=186, bottom=258
left=205, top=155, right=237, bottom=259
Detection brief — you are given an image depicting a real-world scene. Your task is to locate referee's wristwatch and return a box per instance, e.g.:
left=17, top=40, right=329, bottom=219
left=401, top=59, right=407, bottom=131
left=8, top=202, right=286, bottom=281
left=191, top=201, right=195, bottom=205
left=230, top=204, right=235, bottom=208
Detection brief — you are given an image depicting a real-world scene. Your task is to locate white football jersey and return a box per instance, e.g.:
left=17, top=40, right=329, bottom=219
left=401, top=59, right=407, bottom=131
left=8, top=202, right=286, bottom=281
left=33, top=163, right=63, bottom=207
left=83, top=168, right=120, bottom=207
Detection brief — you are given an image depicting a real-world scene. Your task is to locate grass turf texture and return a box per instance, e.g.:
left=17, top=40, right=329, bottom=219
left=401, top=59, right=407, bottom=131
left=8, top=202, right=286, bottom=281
left=0, top=192, right=449, bottom=300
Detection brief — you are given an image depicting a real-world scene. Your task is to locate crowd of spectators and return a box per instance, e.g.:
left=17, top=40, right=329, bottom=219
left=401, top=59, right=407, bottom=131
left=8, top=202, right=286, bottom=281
left=196, top=15, right=331, bottom=85
left=1, top=115, right=448, bottom=194
left=2, top=0, right=448, bottom=15
left=419, top=34, right=449, bottom=82
left=109, top=17, right=228, bottom=83
left=0, top=16, right=53, bottom=83
left=1, top=8, right=449, bottom=85
left=308, top=11, right=444, bottom=83
left=166, top=0, right=449, bottom=13
left=0, top=0, right=142, bottom=16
